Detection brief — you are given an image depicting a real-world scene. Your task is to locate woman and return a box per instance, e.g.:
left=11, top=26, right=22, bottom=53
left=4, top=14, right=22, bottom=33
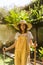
left=3, top=20, right=37, bottom=65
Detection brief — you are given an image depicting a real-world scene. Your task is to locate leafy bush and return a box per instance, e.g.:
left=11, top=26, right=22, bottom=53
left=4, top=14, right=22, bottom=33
left=38, top=47, right=43, bottom=59
left=4, top=10, right=29, bottom=24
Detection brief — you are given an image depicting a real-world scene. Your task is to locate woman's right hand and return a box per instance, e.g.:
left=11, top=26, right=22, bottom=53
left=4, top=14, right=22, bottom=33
left=3, top=47, right=8, bottom=52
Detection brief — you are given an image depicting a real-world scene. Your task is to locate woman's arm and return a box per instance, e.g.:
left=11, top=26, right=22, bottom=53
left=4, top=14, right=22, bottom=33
left=6, top=42, right=15, bottom=51
left=29, top=39, right=34, bottom=46
left=3, top=41, right=16, bottom=52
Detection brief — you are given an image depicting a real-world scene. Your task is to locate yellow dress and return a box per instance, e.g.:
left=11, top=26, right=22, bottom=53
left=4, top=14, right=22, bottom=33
left=15, top=35, right=29, bottom=65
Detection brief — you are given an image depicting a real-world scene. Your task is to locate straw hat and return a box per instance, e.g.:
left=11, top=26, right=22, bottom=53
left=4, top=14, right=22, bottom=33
left=13, top=20, right=32, bottom=30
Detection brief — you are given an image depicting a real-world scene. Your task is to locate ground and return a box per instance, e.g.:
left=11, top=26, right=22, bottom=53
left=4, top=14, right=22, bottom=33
left=0, top=54, right=14, bottom=65
left=0, top=53, right=41, bottom=65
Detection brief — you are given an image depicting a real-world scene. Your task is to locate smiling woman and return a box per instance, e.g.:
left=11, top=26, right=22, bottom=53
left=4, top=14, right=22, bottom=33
left=0, top=0, right=33, bottom=10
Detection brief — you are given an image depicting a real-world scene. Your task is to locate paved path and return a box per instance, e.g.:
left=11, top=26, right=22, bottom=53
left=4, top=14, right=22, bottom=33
left=5, top=52, right=42, bottom=65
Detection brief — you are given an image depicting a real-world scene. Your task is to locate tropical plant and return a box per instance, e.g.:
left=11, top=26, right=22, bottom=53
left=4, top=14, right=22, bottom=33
left=3, top=0, right=43, bottom=26
left=4, top=10, right=29, bottom=24
left=28, top=1, right=43, bottom=24
left=38, top=47, right=43, bottom=60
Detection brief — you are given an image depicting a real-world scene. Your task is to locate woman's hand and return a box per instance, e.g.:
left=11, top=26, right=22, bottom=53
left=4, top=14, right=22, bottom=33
left=3, top=47, right=8, bottom=52
left=34, top=41, right=38, bottom=48
left=30, top=40, right=37, bottom=48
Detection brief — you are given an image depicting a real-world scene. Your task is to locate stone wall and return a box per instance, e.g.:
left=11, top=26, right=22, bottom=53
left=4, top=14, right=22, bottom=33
left=0, top=24, right=15, bottom=44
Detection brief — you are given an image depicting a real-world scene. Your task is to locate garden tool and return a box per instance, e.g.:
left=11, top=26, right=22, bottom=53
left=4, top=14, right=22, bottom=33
left=34, top=41, right=37, bottom=65
left=3, top=42, right=6, bottom=65
left=3, top=49, right=6, bottom=65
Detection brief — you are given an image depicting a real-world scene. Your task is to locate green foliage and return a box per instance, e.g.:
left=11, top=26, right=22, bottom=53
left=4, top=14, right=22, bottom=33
left=4, top=10, right=29, bottom=24
left=1, top=0, right=43, bottom=25
left=4, top=10, right=19, bottom=24
left=38, top=47, right=43, bottom=59
left=30, top=46, right=34, bottom=51
left=28, top=1, right=43, bottom=23
left=0, top=54, right=14, bottom=65
left=29, top=9, right=38, bottom=20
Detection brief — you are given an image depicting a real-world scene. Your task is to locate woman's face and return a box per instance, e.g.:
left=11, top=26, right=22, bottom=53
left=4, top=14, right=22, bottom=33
left=20, top=24, right=26, bottom=31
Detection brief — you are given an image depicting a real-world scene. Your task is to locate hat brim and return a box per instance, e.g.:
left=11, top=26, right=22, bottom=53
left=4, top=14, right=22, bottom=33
left=12, top=23, right=32, bottom=31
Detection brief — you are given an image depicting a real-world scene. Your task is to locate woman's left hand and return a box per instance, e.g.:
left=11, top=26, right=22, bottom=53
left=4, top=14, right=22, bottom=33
left=34, top=41, right=38, bottom=48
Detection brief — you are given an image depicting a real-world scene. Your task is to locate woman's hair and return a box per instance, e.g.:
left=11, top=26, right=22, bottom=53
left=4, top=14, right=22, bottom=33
left=17, top=24, right=28, bottom=33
